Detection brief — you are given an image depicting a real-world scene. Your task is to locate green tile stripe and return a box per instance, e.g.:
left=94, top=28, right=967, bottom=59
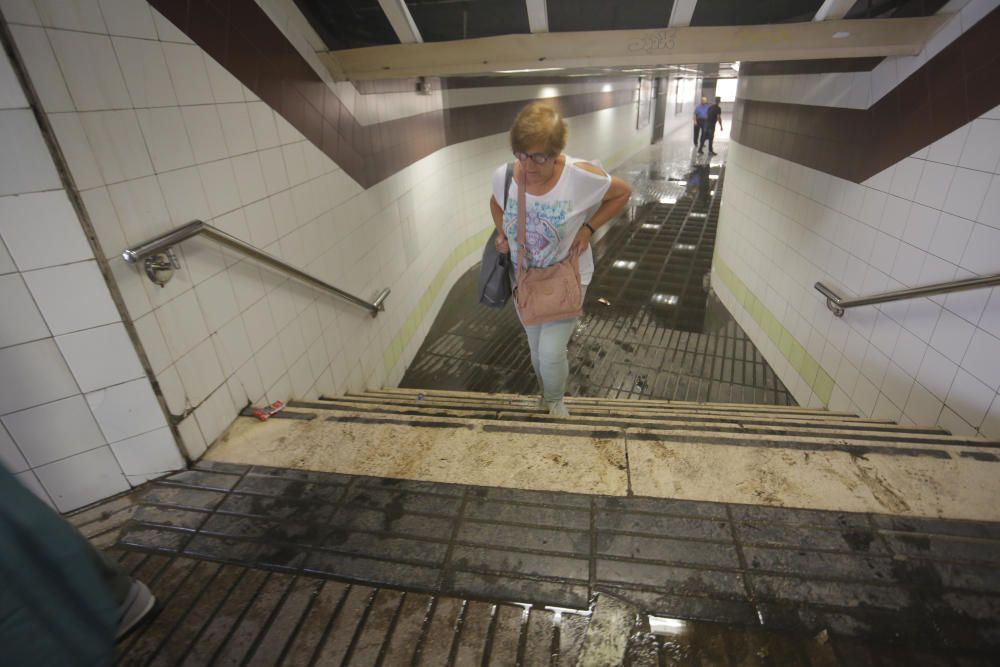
left=603, top=132, right=655, bottom=172
left=712, top=256, right=835, bottom=405
left=383, top=226, right=494, bottom=374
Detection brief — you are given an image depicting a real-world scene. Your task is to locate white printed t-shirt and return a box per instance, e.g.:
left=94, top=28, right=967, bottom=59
left=491, top=155, right=612, bottom=287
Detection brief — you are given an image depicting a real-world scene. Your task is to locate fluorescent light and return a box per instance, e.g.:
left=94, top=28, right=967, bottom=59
left=641, top=223, right=661, bottom=230
left=689, top=212, right=707, bottom=218
left=494, top=67, right=565, bottom=73
left=613, top=260, right=637, bottom=270
left=674, top=243, right=696, bottom=251
left=545, top=605, right=590, bottom=616
left=648, top=615, right=687, bottom=634
left=659, top=196, right=677, bottom=204
left=652, top=293, right=678, bottom=305
left=601, top=84, right=613, bottom=92
left=708, top=174, right=719, bottom=180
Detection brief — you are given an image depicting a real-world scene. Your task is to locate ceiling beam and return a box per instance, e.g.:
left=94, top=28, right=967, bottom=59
left=322, top=15, right=948, bottom=81
left=813, top=0, right=857, bottom=21
left=668, top=0, right=698, bottom=27
left=526, top=0, right=549, bottom=33
left=378, top=0, right=423, bottom=44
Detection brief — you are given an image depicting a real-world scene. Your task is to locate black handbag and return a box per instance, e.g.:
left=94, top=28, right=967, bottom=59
left=478, top=163, right=514, bottom=308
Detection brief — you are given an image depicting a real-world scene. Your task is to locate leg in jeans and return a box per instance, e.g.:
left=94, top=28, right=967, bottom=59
left=519, top=287, right=586, bottom=404
left=535, top=317, right=577, bottom=403
left=523, top=320, right=544, bottom=391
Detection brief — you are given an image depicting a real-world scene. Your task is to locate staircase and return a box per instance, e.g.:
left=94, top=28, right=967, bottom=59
left=115, top=388, right=1000, bottom=659
left=214, top=387, right=1000, bottom=522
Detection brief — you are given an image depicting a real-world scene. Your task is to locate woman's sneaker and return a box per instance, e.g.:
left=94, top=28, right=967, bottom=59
left=116, top=579, right=156, bottom=639
left=548, top=400, right=570, bottom=418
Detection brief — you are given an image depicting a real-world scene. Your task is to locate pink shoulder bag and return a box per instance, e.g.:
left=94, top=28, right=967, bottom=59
left=513, top=169, right=583, bottom=324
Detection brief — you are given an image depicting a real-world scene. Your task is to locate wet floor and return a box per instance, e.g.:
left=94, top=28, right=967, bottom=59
left=95, top=459, right=1000, bottom=665
left=402, top=140, right=795, bottom=405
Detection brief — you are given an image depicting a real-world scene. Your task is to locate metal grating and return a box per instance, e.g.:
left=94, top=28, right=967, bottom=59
left=401, top=150, right=795, bottom=405
left=110, top=460, right=1000, bottom=657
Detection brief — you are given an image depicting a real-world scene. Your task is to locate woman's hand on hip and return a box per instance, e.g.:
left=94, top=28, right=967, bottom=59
left=570, top=226, right=593, bottom=257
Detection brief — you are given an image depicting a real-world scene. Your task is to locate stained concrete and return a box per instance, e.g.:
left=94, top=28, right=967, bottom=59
left=208, top=412, right=628, bottom=497
left=628, top=436, right=1000, bottom=521
left=205, top=403, right=1000, bottom=521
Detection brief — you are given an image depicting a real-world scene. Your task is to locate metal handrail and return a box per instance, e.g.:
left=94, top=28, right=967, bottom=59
left=123, top=221, right=390, bottom=317
left=815, top=273, right=1000, bottom=317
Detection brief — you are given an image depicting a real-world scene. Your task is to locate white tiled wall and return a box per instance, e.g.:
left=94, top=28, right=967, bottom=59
left=736, top=0, right=998, bottom=109
left=3, top=0, right=653, bottom=481
left=715, top=103, right=1000, bottom=438
left=0, top=41, right=180, bottom=512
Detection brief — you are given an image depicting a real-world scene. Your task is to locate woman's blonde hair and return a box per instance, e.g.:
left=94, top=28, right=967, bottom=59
left=510, top=101, right=567, bottom=156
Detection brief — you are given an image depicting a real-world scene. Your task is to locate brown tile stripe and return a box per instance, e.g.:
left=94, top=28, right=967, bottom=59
left=356, top=75, right=628, bottom=94
left=147, top=0, right=634, bottom=188
left=740, top=57, right=882, bottom=76
left=731, top=5, right=1000, bottom=183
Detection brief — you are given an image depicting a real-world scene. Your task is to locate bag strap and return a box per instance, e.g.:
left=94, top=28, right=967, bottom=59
left=503, top=162, right=513, bottom=209
left=516, top=165, right=527, bottom=287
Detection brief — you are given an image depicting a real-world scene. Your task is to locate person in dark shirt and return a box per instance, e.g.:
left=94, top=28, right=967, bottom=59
left=699, top=96, right=724, bottom=155
left=693, top=96, right=708, bottom=148
left=0, top=464, right=157, bottom=665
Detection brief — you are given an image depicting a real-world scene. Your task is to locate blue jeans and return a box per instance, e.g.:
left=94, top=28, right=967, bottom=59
left=517, top=287, right=587, bottom=404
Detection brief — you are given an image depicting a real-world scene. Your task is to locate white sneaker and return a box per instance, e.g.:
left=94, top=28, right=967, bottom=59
left=116, top=579, right=156, bottom=639
left=548, top=400, right=570, bottom=418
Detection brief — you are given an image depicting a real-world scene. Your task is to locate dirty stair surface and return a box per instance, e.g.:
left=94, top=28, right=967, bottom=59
left=111, top=388, right=1000, bottom=659
left=209, top=388, right=1000, bottom=520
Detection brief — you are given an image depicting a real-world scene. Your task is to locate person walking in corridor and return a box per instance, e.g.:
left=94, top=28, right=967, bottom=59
left=699, top=96, right=724, bottom=155
left=490, top=102, right=631, bottom=416
left=693, top=96, right=709, bottom=148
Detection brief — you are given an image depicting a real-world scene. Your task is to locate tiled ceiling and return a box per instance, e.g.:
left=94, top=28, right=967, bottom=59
left=299, top=0, right=956, bottom=51
left=296, top=0, right=954, bottom=79
left=406, top=0, right=530, bottom=42
left=689, top=0, right=824, bottom=27
left=547, top=0, right=675, bottom=32
left=294, top=0, right=398, bottom=49
left=845, top=0, right=951, bottom=19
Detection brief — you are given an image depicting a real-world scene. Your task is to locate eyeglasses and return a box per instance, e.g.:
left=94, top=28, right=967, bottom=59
left=514, top=151, right=552, bottom=164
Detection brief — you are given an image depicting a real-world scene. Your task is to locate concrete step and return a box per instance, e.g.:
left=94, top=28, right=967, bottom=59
left=354, top=391, right=881, bottom=420
left=285, top=403, right=1000, bottom=457
left=286, top=399, right=996, bottom=450
left=368, top=387, right=854, bottom=417
left=324, top=394, right=946, bottom=435
left=211, top=409, right=1000, bottom=521
left=357, top=391, right=910, bottom=427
